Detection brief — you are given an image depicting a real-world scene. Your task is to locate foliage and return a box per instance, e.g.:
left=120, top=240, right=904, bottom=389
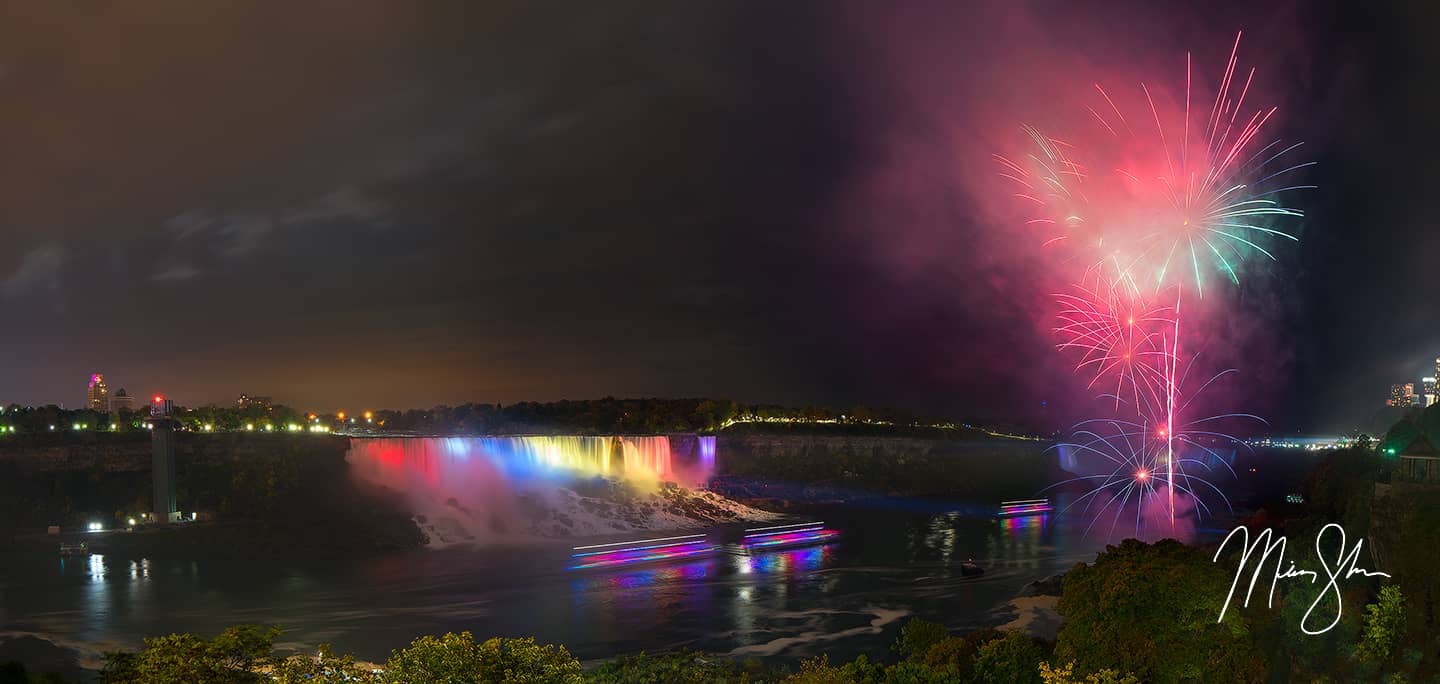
left=98, top=624, right=279, bottom=684
left=0, top=661, right=73, bottom=684
left=272, top=644, right=379, bottom=683
left=1038, top=661, right=1139, bottom=684
left=969, top=631, right=1048, bottom=684
left=917, top=629, right=1003, bottom=679
left=1055, top=538, right=1265, bottom=683
left=893, top=618, right=949, bottom=660
left=1357, top=586, right=1407, bottom=663
left=585, top=649, right=772, bottom=683
left=382, top=632, right=581, bottom=684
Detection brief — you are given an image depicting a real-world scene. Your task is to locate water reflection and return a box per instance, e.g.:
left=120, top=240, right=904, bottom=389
left=988, top=513, right=1049, bottom=570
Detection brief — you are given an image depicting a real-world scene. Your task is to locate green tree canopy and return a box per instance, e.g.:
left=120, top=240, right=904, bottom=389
left=382, top=632, right=581, bottom=684
left=1054, top=538, right=1265, bottom=683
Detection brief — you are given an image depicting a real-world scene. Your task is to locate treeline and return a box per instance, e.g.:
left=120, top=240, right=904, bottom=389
left=368, top=398, right=957, bottom=436
left=0, top=399, right=989, bottom=437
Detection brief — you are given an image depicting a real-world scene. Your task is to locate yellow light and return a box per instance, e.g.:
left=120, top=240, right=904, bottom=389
left=363, top=411, right=372, bottom=420
left=246, top=423, right=254, bottom=431
left=337, top=412, right=346, bottom=420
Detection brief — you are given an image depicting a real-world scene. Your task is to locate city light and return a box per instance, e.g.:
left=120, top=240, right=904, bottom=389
left=127, top=517, right=136, bottom=526
left=245, top=423, right=254, bottom=431
left=87, top=522, right=102, bottom=532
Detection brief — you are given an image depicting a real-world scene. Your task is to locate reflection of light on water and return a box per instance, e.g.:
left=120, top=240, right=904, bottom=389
left=88, top=554, right=105, bottom=580
left=733, top=545, right=831, bottom=575
left=921, top=512, right=961, bottom=562
left=129, top=559, right=150, bottom=580
left=987, top=514, right=1049, bottom=570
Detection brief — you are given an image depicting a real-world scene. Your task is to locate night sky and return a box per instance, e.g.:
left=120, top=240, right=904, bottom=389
left=0, top=2, right=1433, bottom=434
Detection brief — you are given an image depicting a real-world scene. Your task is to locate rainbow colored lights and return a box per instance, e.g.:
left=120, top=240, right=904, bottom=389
left=568, top=533, right=721, bottom=571
left=741, top=522, right=839, bottom=550
left=998, top=499, right=1054, bottom=517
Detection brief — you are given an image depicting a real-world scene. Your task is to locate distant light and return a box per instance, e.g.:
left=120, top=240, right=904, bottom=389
left=110, top=423, right=117, bottom=430
left=245, top=423, right=254, bottom=431
left=72, top=423, right=80, bottom=431
left=127, top=517, right=136, bottom=526
left=48, top=425, right=54, bottom=430
left=191, top=512, right=197, bottom=521
left=153, top=395, right=164, bottom=404
left=363, top=411, right=373, bottom=420
left=1135, top=470, right=1149, bottom=481
left=202, top=424, right=213, bottom=432
left=337, top=412, right=346, bottom=420
left=87, top=522, right=102, bottom=532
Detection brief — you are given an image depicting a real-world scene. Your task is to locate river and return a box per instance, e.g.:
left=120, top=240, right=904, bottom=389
left=0, top=438, right=1319, bottom=679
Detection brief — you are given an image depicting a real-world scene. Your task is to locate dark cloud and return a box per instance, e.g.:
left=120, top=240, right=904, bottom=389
left=0, top=1, right=1426, bottom=431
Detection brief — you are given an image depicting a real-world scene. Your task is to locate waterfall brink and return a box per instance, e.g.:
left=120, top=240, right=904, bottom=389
left=347, top=435, right=718, bottom=544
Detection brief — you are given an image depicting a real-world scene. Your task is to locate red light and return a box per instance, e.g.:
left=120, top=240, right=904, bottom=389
left=1135, top=470, right=1149, bottom=480
left=153, top=395, right=164, bottom=403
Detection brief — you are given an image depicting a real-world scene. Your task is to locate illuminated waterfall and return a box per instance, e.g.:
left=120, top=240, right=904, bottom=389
left=347, top=435, right=717, bottom=542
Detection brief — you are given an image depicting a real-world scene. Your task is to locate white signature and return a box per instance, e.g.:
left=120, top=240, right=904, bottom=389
left=1213, top=523, right=1391, bottom=635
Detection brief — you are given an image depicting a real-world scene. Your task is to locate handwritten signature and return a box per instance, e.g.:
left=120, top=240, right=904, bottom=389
left=1213, top=523, right=1390, bottom=635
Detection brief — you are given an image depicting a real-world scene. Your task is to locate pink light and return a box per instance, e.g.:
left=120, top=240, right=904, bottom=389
left=741, top=528, right=839, bottom=550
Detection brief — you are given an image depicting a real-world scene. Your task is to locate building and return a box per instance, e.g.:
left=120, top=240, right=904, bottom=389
left=1398, top=434, right=1440, bottom=483
left=236, top=394, right=273, bottom=409
left=1424, top=377, right=1439, bottom=408
left=86, top=374, right=108, bottom=411
left=109, top=388, right=136, bottom=413
left=1389, top=382, right=1416, bottom=407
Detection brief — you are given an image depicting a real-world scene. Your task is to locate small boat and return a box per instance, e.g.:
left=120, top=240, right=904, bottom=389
left=960, top=559, right=984, bottom=577
left=58, top=542, right=90, bottom=556
left=998, top=499, right=1053, bottom=517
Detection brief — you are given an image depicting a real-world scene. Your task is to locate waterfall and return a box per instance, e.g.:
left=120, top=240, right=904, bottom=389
left=346, top=435, right=717, bottom=543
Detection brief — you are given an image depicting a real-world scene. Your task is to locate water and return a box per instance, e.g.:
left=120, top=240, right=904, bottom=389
left=3, top=437, right=1318, bottom=676
left=0, top=503, right=1108, bottom=674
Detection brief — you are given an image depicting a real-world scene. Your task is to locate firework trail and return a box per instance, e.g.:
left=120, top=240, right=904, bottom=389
left=1000, top=32, right=1310, bottom=537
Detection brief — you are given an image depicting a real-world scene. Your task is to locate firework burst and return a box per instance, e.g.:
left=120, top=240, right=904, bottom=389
left=994, top=32, right=1312, bottom=298
left=1000, top=32, right=1311, bottom=538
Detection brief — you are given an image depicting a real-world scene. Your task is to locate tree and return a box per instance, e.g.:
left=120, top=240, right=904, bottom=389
left=1038, top=661, right=1139, bottom=684
left=893, top=618, right=949, bottom=660
left=1054, top=539, right=1265, bottom=682
left=586, top=650, right=773, bottom=683
left=272, top=644, right=378, bottom=683
left=98, top=625, right=279, bottom=684
left=1356, top=586, right=1407, bottom=663
left=383, top=633, right=581, bottom=683
left=969, top=631, right=1048, bottom=684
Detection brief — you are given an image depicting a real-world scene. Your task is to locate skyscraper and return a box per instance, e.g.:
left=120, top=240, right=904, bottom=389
left=1425, top=377, right=1439, bottom=408
left=109, top=388, right=136, bottom=413
left=86, top=374, right=108, bottom=411
left=1390, top=382, right=1416, bottom=407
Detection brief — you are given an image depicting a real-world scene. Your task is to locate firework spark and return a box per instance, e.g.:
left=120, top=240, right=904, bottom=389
left=995, top=32, right=1312, bottom=297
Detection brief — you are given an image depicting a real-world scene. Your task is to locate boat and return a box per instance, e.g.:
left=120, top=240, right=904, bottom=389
left=739, top=522, right=839, bottom=552
left=998, top=498, right=1053, bottom=517
left=960, top=559, right=984, bottom=577
left=58, top=542, right=90, bottom=556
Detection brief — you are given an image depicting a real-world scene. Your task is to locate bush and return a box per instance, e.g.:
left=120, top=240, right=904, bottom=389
left=970, top=631, right=1048, bottom=684
left=383, top=633, right=581, bottom=684
left=586, top=650, right=773, bottom=682
left=97, top=625, right=279, bottom=684
left=894, top=618, right=949, bottom=660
